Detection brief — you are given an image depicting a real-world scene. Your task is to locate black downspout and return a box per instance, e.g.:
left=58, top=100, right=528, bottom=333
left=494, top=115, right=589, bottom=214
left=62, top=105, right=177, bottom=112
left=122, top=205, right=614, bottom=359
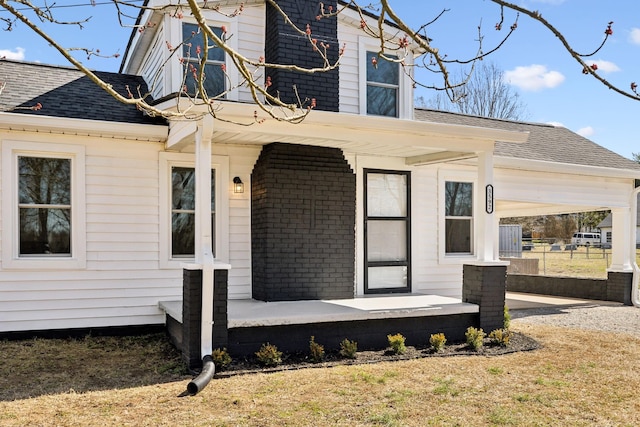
left=186, top=355, right=215, bottom=395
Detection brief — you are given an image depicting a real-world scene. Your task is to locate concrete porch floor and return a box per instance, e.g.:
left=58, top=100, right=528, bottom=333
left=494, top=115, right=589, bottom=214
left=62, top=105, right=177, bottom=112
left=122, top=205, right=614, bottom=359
left=159, top=294, right=479, bottom=328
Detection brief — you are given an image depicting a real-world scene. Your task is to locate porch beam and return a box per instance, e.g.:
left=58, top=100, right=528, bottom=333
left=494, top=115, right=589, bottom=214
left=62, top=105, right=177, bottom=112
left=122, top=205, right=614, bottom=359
left=406, top=151, right=477, bottom=166
left=167, top=120, right=197, bottom=151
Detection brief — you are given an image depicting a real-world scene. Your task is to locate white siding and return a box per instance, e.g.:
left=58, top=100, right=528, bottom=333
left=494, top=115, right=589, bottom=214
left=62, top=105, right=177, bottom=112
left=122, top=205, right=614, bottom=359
left=496, top=167, right=633, bottom=215
left=235, top=4, right=266, bottom=103
left=337, top=19, right=361, bottom=114
left=213, top=144, right=261, bottom=299
left=139, top=23, right=166, bottom=100
left=0, top=128, right=258, bottom=332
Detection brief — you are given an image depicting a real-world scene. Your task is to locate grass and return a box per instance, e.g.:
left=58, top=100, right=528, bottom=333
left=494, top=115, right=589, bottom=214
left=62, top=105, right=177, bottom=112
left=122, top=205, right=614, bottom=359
left=1, top=324, right=640, bottom=426
left=520, top=246, right=640, bottom=278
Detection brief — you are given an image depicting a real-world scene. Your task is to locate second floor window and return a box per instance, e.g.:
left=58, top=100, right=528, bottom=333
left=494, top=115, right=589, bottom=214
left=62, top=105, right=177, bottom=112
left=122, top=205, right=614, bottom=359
left=366, top=51, right=399, bottom=117
left=182, top=22, right=225, bottom=97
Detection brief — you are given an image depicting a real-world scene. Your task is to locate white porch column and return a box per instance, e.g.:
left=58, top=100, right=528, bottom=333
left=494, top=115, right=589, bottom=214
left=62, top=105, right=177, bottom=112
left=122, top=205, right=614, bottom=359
left=609, top=207, right=632, bottom=272
left=476, top=151, right=498, bottom=262
left=194, top=115, right=215, bottom=357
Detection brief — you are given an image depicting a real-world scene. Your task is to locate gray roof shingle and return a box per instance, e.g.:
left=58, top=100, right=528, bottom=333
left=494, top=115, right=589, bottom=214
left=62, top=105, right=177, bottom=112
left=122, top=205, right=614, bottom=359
left=414, top=108, right=640, bottom=171
left=0, top=59, right=163, bottom=125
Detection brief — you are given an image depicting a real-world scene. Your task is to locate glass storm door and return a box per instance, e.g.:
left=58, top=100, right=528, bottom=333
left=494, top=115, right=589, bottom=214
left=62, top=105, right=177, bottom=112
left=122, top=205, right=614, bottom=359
left=364, top=170, right=411, bottom=294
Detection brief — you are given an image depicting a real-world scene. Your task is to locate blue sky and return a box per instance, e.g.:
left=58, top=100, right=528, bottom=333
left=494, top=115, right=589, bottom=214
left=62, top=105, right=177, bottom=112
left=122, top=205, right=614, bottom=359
left=1, top=0, right=639, bottom=160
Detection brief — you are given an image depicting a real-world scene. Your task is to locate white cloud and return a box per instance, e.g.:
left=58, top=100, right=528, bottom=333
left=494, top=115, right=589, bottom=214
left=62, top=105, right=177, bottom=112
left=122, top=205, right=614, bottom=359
left=547, top=121, right=564, bottom=128
left=0, top=47, right=25, bottom=61
left=591, top=59, right=620, bottom=73
left=576, top=126, right=595, bottom=137
left=629, top=28, right=640, bottom=45
left=504, top=65, right=565, bottom=91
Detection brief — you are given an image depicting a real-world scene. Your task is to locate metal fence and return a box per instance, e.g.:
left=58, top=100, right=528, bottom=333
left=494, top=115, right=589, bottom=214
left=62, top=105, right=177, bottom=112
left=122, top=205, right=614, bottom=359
left=500, top=238, right=618, bottom=279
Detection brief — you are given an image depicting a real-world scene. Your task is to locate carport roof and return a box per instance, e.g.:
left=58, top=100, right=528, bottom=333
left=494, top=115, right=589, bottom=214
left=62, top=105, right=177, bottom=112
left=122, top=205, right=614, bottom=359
left=414, top=108, right=640, bottom=172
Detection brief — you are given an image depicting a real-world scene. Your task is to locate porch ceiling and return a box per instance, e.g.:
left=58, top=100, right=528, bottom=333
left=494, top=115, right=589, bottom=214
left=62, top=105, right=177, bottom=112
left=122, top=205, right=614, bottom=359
left=163, top=100, right=529, bottom=159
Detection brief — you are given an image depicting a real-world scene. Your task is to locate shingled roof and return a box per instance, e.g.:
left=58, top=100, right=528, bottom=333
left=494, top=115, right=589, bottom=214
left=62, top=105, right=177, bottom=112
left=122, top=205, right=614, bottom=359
left=414, top=108, right=640, bottom=172
left=0, top=59, right=163, bottom=125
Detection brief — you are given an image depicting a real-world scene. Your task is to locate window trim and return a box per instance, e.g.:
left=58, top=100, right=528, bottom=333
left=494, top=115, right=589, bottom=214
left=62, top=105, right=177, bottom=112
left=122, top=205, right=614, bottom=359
left=438, top=170, right=477, bottom=264
left=171, top=16, right=239, bottom=101
left=159, top=152, right=229, bottom=269
left=358, top=36, right=413, bottom=119
left=2, top=140, right=86, bottom=270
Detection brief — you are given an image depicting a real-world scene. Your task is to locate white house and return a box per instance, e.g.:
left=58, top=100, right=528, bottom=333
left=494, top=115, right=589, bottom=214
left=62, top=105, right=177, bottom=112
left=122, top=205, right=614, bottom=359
left=1, top=1, right=639, bottom=360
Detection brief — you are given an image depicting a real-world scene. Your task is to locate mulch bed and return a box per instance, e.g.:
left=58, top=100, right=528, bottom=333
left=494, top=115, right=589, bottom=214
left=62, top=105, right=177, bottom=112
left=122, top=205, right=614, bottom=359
left=214, top=332, right=540, bottom=378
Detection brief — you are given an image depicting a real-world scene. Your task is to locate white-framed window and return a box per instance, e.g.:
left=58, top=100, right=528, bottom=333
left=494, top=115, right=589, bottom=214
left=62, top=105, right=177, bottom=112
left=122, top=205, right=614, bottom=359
left=2, top=141, right=86, bottom=270
left=358, top=38, right=413, bottom=119
left=159, top=152, right=229, bottom=268
left=445, top=181, right=474, bottom=255
left=438, top=169, right=476, bottom=263
left=366, top=50, right=399, bottom=117
left=181, top=22, right=226, bottom=98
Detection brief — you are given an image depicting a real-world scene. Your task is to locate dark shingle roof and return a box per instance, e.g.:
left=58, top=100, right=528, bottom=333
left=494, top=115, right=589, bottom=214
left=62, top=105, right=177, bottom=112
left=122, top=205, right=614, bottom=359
left=414, top=108, right=640, bottom=172
left=0, top=59, right=163, bottom=125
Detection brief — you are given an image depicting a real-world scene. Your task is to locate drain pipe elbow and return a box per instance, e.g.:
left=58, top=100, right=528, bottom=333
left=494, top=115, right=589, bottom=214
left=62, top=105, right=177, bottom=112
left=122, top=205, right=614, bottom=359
left=186, top=355, right=215, bottom=395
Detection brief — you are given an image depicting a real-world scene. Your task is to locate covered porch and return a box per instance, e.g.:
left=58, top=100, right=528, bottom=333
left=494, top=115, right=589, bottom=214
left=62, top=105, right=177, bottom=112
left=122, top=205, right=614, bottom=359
left=160, top=262, right=506, bottom=369
left=160, top=292, right=481, bottom=363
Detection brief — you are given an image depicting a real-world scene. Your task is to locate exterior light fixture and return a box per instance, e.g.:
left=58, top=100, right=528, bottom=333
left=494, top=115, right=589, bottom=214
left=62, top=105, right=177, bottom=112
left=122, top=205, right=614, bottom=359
left=233, top=176, right=244, bottom=193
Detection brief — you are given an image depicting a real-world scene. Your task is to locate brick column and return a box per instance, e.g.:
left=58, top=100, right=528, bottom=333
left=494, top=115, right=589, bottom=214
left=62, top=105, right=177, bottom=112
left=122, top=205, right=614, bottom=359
left=607, top=271, right=633, bottom=305
left=463, top=264, right=507, bottom=332
left=182, top=266, right=230, bottom=372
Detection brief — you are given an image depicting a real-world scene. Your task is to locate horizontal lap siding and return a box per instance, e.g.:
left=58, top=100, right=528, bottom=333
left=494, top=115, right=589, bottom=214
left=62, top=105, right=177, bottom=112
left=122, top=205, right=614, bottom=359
left=0, top=135, right=181, bottom=332
left=411, top=167, right=464, bottom=297
left=139, top=24, right=165, bottom=100
left=496, top=168, right=632, bottom=211
left=337, top=20, right=360, bottom=114
left=236, top=5, right=265, bottom=103
left=217, top=145, right=260, bottom=299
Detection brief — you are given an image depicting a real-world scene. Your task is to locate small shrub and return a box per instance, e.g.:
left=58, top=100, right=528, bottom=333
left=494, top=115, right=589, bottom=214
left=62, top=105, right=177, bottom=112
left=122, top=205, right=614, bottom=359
left=489, top=328, right=511, bottom=347
left=429, top=333, right=447, bottom=352
left=309, top=336, right=325, bottom=363
left=387, top=333, right=406, bottom=355
left=504, top=305, right=511, bottom=330
left=255, top=342, right=282, bottom=367
left=339, top=338, right=358, bottom=359
left=211, top=347, right=232, bottom=369
left=465, top=327, right=485, bottom=351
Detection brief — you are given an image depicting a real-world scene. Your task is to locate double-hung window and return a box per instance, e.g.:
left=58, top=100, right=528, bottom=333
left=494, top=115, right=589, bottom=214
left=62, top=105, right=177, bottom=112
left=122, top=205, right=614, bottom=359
left=366, top=51, right=399, bottom=117
left=170, top=166, right=215, bottom=258
left=18, top=156, right=71, bottom=256
left=2, top=141, right=86, bottom=269
left=159, top=152, right=229, bottom=268
left=444, top=181, right=473, bottom=254
left=182, top=22, right=226, bottom=97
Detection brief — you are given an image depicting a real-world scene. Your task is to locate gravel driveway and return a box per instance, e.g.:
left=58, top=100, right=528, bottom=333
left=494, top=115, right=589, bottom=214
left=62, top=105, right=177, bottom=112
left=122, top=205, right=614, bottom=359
left=511, top=301, right=640, bottom=338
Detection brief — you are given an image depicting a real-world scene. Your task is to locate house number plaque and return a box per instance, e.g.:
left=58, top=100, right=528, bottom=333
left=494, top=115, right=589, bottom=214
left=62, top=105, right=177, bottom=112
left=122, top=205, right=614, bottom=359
left=485, top=184, right=494, bottom=214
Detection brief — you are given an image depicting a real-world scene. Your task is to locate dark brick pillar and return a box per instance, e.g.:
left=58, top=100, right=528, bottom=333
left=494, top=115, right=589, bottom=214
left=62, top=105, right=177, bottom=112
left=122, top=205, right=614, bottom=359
left=252, top=143, right=356, bottom=301
left=182, top=267, right=229, bottom=371
left=264, top=0, right=339, bottom=112
left=463, top=264, right=507, bottom=332
left=607, top=271, right=633, bottom=305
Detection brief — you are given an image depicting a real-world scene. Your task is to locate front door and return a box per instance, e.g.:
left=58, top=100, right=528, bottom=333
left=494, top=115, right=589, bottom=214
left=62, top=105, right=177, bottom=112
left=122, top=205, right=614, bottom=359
left=364, top=169, right=411, bottom=294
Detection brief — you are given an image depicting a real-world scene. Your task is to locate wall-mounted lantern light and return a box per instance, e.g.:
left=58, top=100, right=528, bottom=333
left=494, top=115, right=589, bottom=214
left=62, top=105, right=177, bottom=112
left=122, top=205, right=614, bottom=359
left=233, top=176, right=244, bottom=194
